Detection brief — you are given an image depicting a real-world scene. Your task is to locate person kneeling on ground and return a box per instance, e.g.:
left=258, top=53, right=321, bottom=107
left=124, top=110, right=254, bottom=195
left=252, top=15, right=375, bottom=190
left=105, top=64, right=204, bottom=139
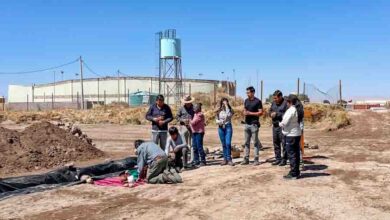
left=134, top=139, right=182, bottom=184
left=165, top=126, right=191, bottom=171
left=279, top=94, right=302, bottom=180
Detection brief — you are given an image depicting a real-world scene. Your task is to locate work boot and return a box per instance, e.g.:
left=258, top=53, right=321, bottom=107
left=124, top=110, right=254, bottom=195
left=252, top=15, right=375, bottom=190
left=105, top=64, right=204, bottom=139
left=283, top=172, right=300, bottom=180
left=241, top=158, right=249, bottom=165
left=228, top=160, right=235, bottom=166
left=220, top=160, right=228, bottom=166
left=272, top=160, right=281, bottom=166
left=253, top=157, right=260, bottom=166
left=279, top=160, right=287, bottom=166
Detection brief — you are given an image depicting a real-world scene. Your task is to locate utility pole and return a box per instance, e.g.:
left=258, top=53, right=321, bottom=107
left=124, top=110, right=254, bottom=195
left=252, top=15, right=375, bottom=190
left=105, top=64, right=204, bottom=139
left=97, top=78, right=100, bottom=102
left=32, top=84, right=35, bottom=103
left=303, top=82, right=306, bottom=96
left=297, top=77, right=300, bottom=96
left=256, top=70, right=259, bottom=97
left=79, top=56, right=85, bottom=109
left=260, top=80, right=264, bottom=102
left=150, top=77, right=153, bottom=94
left=124, top=77, right=127, bottom=102
left=339, top=80, right=343, bottom=105
left=233, top=69, right=236, bottom=102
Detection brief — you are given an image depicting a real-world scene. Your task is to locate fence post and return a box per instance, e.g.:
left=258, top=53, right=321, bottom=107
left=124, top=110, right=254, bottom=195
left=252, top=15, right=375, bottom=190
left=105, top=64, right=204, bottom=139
left=213, top=83, right=217, bottom=107
left=32, top=84, right=35, bottom=103
left=127, top=89, right=130, bottom=107
left=339, top=80, right=342, bottom=105
left=234, top=80, right=237, bottom=102
left=166, top=84, right=170, bottom=105
left=104, top=90, right=106, bottom=106
left=77, top=92, right=80, bottom=110
left=27, top=94, right=29, bottom=111
left=97, top=78, right=100, bottom=103
left=51, top=93, right=54, bottom=110
left=71, top=80, right=74, bottom=102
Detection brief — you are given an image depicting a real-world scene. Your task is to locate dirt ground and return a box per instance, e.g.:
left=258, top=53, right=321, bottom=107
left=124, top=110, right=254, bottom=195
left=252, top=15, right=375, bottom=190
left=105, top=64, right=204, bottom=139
left=0, top=111, right=389, bottom=220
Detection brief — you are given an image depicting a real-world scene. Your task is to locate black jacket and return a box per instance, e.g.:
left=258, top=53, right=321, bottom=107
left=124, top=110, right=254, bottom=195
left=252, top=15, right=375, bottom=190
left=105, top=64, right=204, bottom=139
left=145, top=103, right=173, bottom=131
left=270, top=99, right=288, bottom=127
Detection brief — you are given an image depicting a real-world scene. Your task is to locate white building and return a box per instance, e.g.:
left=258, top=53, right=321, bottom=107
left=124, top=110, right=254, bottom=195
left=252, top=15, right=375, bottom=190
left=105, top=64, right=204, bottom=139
left=7, top=76, right=235, bottom=110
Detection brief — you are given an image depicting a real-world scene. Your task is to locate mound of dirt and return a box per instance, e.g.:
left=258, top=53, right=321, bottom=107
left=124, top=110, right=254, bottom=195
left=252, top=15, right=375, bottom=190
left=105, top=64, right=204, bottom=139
left=0, top=121, right=105, bottom=176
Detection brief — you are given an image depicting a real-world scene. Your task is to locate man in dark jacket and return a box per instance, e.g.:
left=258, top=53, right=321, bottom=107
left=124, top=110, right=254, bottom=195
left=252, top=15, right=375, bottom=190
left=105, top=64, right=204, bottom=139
left=270, top=90, right=288, bottom=166
left=145, top=95, right=173, bottom=150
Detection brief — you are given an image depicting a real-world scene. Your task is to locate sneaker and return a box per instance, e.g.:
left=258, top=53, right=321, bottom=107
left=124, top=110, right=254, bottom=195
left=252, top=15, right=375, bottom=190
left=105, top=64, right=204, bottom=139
left=272, top=160, right=281, bottom=166
left=191, top=161, right=200, bottom=167
left=253, top=160, right=260, bottom=166
left=228, top=161, right=235, bottom=166
left=241, top=158, right=249, bottom=165
left=283, top=173, right=300, bottom=180
left=279, top=160, right=287, bottom=166
left=183, top=164, right=195, bottom=170
left=199, top=162, right=207, bottom=167
left=220, top=160, right=228, bottom=166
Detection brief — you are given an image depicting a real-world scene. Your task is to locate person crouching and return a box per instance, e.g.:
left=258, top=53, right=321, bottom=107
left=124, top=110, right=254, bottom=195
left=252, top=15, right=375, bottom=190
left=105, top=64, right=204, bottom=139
left=134, top=139, right=182, bottom=184
left=166, top=126, right=190, bottom=171
left=279, top=94, right=302, bottom=180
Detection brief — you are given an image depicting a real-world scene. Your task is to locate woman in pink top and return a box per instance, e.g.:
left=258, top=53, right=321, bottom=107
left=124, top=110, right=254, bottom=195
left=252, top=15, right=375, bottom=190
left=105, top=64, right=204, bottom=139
left=190, top=103, right=206, bottom=166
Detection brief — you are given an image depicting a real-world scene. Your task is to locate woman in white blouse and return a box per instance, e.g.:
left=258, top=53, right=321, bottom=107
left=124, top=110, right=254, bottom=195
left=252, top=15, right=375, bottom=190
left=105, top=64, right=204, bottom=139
left=279, top=94, right=302, bottom=179
left=216, top=98, right=235, bottom=166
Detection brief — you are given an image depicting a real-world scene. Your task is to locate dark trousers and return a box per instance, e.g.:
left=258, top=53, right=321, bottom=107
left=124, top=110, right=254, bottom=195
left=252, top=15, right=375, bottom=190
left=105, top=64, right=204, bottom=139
left=192, top=133, right=206, bottom=164
left=285, top=136, right=301, bottom=177
left=173, top=147, right=189, bottom=168
left=272, top=126, right=287, bottom=162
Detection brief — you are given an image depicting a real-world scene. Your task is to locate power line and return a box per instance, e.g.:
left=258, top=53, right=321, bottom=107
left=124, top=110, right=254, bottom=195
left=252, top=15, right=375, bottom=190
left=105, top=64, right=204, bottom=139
left=82, top=60, right=103, bottom=77
left=118, top=70, right=131, bottom=77
left=0, top=58, right=79, bottom=75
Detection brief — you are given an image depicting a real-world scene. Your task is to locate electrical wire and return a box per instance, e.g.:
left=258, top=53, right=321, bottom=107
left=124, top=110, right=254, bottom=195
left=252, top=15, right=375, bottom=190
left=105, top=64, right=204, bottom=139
left=118, top=70, right=131, bottom=77
left=82, top=60, right=103, bottom=77
left=0, top=58, right=79, bottom=75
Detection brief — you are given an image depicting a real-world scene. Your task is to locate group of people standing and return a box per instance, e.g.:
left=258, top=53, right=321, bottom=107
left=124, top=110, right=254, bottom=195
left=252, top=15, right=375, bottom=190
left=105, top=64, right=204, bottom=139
left=135, top=86, right=304, bottom=184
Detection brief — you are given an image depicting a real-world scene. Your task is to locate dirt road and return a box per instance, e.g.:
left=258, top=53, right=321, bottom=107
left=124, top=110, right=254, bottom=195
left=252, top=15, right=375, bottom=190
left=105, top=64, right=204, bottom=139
left=0, top=112, right=389, bottom=220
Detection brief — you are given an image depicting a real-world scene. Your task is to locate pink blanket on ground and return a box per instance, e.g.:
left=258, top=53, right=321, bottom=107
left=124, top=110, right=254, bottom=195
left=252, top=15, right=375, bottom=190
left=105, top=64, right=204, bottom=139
left=93, top=177, right=147, bottom=188
left=94, top=177, right=124, bottom=187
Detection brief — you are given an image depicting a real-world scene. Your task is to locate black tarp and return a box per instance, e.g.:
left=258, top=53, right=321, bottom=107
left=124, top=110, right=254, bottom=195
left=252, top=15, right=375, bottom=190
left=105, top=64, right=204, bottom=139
left=0, top=157, right=137, bottom=200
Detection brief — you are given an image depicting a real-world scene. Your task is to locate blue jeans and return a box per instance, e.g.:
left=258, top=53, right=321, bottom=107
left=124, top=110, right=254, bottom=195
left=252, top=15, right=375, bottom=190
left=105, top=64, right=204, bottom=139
left=192, top=133, right=206, bottom=164
left=218, top=123, right=233, bottom=161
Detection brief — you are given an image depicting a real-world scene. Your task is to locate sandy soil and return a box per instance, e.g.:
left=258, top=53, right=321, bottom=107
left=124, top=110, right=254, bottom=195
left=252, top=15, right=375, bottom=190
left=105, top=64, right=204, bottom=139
left=0, top=111, right=389, bottom=220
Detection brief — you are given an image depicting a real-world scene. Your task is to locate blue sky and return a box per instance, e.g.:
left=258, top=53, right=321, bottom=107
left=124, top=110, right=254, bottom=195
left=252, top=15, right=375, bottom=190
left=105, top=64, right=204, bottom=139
left=0, top=0, right=389, bottom=100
